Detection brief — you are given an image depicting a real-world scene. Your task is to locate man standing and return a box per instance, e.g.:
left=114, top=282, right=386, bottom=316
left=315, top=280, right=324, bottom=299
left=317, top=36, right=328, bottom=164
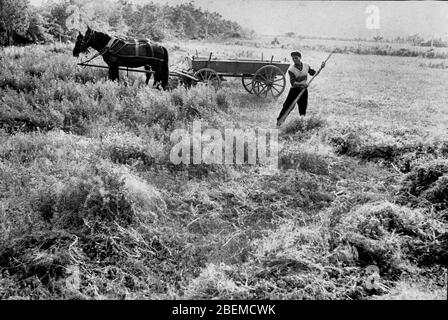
left=277, top=51, right=325, bottom=121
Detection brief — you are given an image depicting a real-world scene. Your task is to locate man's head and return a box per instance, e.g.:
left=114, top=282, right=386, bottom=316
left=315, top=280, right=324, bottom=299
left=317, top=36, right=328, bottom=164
left=291, top=51, right=301, bottom=64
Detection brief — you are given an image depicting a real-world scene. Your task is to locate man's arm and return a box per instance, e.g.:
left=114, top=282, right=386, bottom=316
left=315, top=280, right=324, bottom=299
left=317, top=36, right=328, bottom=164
left=288, top=70, right=297, bottom=86
left=309, top=62, right=326, bottom=76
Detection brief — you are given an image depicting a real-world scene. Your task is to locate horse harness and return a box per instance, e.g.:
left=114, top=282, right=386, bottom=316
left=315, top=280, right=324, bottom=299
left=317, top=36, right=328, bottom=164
left=102, top=37, right=165, bottom=63
left=81, top=34, right=165, bottom=64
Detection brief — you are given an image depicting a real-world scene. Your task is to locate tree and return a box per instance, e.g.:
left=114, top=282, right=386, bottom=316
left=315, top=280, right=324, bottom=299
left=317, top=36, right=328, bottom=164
left=27, top=8, right=51, bottom=43
left=41, top=0, right=72, bottom=41
left=108, top=4, right=129, bottom=35
left=373, top=35, right=383, bottom=42
left=407, top=34, right=424, bottom=46
left=0, top=0, right=30, bottom=45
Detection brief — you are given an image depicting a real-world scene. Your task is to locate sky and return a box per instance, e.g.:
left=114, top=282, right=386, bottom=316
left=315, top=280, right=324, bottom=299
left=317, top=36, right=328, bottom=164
left=29, top=0, right=448, bottom=39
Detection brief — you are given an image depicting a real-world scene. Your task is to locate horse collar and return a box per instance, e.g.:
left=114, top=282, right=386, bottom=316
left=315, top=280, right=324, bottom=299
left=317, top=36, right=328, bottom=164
left=105, top=37, right=116, bottom=50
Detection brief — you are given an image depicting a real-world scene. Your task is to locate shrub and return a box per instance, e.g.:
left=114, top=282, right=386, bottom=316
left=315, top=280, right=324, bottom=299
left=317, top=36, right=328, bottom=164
left=0, top=156, right=169, bottom=298
left=99, top=130, right=166, bottom=167
left=329, top=129, right=402, bottom=161
left=396, top=160, right=448, bottom=210
left=185, top=263, right=249, bottom=299
left=329, top=131, right=363, bottom=156
left=327, top=125, right=445, bottom=170
left=342, top=232, right=404, bottom=279
left=262, top=171, right=335, bottom=212
left=282, top=116, right=327, bottom=136
left=0, top=89, right=62, bottom=132
left=336, top=201, right=447, bottom=270
left=340, top=202, right=429, bottom=240
left=279, top=147, right=330, bottom=175
left=29, top=161, right=166, bottom=230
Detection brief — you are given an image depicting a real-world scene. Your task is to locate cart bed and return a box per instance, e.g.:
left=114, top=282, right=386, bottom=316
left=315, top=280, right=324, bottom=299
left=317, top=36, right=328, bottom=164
left=191, top=57, right=290, bottom=75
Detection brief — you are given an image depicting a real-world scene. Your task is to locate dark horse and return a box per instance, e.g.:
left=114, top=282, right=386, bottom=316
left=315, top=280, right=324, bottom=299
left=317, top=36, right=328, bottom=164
left=73, top=27, right=169, bottom=89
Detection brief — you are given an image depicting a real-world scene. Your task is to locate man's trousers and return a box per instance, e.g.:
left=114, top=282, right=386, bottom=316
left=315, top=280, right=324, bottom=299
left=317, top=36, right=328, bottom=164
left=277, top=87, right=308, bottom=121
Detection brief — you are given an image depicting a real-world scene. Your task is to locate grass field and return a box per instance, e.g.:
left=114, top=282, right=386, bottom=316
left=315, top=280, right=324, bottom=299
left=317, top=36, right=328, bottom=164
left=228, top=35, right=448, bottom=59
left=0, top=39, right=447, bottom=299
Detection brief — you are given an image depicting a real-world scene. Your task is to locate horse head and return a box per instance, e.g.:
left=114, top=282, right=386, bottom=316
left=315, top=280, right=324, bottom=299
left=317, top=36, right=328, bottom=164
left=72, top=28, right=95, bottom=57
left=73, top=31, right=84, bottom=57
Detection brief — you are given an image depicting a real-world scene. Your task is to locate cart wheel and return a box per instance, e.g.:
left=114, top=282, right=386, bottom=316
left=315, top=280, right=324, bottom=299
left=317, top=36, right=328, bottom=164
left=193, top=68, right=221, bottom=90
left=252, top=65, right=286, bottom=98
left=241, top=75, right=254, bottom=94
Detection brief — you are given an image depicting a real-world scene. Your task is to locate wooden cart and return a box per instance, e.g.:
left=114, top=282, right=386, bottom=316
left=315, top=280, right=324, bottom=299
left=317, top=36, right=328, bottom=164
left=188, top=53, right=290, bottom=98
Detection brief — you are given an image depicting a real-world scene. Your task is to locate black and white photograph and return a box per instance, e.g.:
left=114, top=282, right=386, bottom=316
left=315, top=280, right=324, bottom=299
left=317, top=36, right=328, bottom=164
left=0, top=0, right=447, bottom=307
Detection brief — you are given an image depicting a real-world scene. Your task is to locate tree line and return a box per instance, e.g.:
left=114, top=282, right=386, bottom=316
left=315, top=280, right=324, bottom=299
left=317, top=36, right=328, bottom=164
left=0, top=0, right=251, bottom=46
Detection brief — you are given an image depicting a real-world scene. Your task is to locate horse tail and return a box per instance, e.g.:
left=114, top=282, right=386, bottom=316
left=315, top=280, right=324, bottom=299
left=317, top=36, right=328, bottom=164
left=162, top=46, right=169, bottom=89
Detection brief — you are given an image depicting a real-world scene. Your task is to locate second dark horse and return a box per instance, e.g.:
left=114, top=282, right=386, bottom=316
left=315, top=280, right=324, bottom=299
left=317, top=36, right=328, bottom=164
left=73, top=27, right=169, bottom=89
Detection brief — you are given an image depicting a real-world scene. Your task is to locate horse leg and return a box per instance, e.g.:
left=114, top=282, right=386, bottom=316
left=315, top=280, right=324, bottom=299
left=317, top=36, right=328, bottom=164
left=152, top=66, right=162, bottom=90
left=161, top=62, right=169, bottom=90
left=161, top=47, right=169, bottom=90
left=108, top=67, right=114, bottom=81
left=109, top=66, right=119, bottom=82
left=114, top=67, right=120, bottom=82
left=145, top=65, right=152, bottom=85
